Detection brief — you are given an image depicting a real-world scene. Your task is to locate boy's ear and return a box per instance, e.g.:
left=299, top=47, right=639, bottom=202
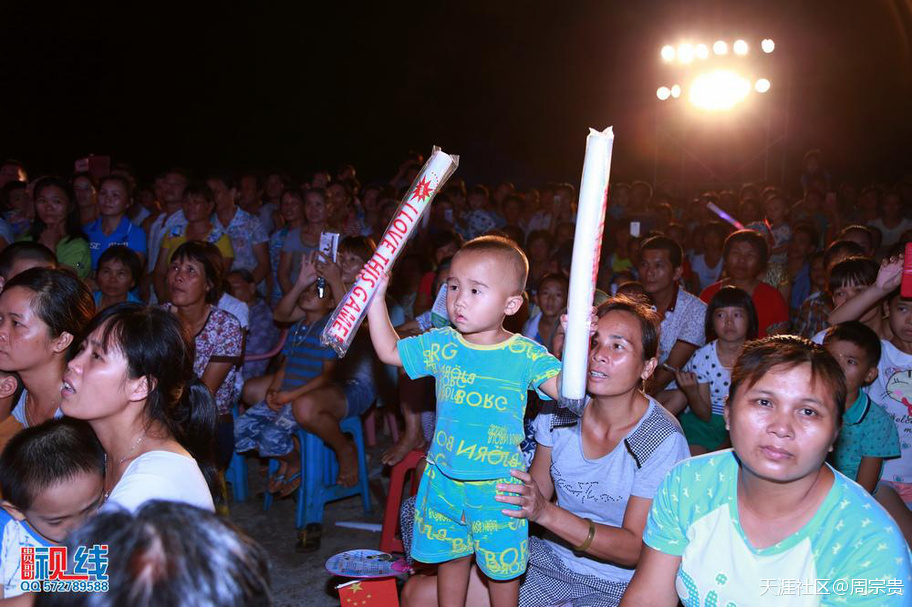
left=0, top=375, right=18, bottom=399
left=864, top=366, right=879, bottom=386
left=1, top=501, right=25, bottom=521
left=503, top=294, right=524, bottom=317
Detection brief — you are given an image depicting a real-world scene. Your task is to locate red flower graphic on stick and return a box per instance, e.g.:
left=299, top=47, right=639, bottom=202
left=410, top=177, right=434, bottom=203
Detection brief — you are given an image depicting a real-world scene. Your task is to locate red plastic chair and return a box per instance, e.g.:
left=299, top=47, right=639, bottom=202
left=379, top=449, right=425, bottom=554
left=363, top=403, right=401, bottom=447
left=243, top=328, right=288, bottom=362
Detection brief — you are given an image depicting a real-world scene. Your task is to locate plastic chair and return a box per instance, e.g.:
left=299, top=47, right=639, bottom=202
left=263, top=416, right=372, bottom=528
left=363, top=403, right=401, bottom=447
left=379, top=449, right=425, bottom=554
left=225, top=403, right=249, bottom=502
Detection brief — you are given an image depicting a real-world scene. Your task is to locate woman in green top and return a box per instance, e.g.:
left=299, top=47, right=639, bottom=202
left=21, top=177, right=92, bottom=278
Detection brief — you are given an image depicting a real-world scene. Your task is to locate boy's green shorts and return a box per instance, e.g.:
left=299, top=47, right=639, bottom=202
left=411, top=462, right=528, bottom=580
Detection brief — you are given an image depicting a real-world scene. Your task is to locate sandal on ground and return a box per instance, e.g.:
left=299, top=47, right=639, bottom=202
left=267, top=473, right=286, bottom=494
left=295, top=523, right=322, bottom=553
left=278, top=470, right=302, bottom=498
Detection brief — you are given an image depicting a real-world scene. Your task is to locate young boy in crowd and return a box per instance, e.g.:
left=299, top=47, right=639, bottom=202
left=0, top=242, right=56, bottom=292
left=522, top=273, right=568, bottom=354
left=94, top=245, right=143, bottom=309
left=0, top=418, right=105, bottom=598
left=367, top=235, right=564, bottom=607
left=823, top=321, right=900, bottom=492
left=764, top=193, right=792, bottom=265
left=234, top=257, right=337, bottom=498
left=824, top=256, right=912, bottom=542
left=793, top=240, right=866, bottom=338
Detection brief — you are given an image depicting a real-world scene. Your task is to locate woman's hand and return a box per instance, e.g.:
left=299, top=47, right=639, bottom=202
left=495, top=469, right=552, bottom=524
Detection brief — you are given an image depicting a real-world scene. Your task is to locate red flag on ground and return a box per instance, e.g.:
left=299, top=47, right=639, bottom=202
left=337, top=579, right=399, bottom=607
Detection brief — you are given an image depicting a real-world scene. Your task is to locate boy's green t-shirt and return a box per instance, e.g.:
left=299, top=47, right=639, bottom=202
left=398, top=327, right=561, bottom=480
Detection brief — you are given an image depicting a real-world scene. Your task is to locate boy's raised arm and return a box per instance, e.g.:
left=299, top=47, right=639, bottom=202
left=367, top=274, right=403, bottom=368
left=829, top=256, right=902, bottom=324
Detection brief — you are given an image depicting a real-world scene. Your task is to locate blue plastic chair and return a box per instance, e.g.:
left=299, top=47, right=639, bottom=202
left=225, top=402, right=249, bottom=502
left=263, top=416, right=372, bottom=528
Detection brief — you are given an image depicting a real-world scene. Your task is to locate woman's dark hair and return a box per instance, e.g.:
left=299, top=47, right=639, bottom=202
left=729, top=335, right=846, bottom=426
left=596, top=295, right=661, bottom=361
left=82, top=303, right=219, bottom=502
left=0, top=417, right=104, bottom=511
left=98, top=245, right=143, bottom=287
left=170, top=241, right=225, bottom=304
left=3, top=267, right=95, bottom=356
left=723, top=229, right=769, bottom=272
left=97, top=174, right=134, bottom=201
left=28, top=176, right=87, bottom=243
left=36, top=501, right=271, bottom=607
left=705, top=286, right=759, bottom=341
left=183, top=182, right=215, bottom=205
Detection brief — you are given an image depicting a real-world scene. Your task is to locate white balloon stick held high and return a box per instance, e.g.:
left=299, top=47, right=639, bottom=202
left=560, top=127, right=614, bottom=414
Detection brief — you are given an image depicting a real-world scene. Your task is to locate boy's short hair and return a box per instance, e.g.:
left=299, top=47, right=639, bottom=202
left=729, top=335, right=846, bottom=426
left=457, top=235, right=529, bottom=295
left=537, top=272, right=569, bottom=292
left=338, top=236, right=376, bottom=263
left=639, top=235, right=683, bottom=268
left=596, top=295, right=660, bottom=360
left=837, top=224, right=874, bottom=250
left=823, top=321, right=882, bottom=369
left=97, top=245, right=143, bottom=286
left=0, top=418, right=104, bottom=511
left=227, top=268, right=255, bottom=285
left=823, top=240, right=866, bottom=270
left=827, top=257, right=878, bottom=294
left=0, top=242, right=57, bottom=279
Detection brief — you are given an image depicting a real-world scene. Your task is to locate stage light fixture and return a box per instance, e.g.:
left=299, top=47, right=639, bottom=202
left=657, top=86, right=671, bottom=100
left=761, top=39, right=775, bottom=53
left=695, top=44, right=709, bottom=59
left=677, top=43, right=695, bottom=63
left=755, top=78, right=771, bottom=93
left=671, top=84, right=681, bottom=98
left=689, top=70, right=751, bottom=111
left=661, top=45, right=676, bottom=61
left=733, top=40, right=748, bottom=55
left=713, top=40, right=728, bottom=55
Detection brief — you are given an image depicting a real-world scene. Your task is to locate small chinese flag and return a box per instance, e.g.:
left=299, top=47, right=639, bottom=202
left=337, top=579, right=399, bottom=607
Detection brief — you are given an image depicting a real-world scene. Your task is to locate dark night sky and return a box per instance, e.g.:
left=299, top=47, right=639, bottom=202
left=2, top=1, right=911, bottom=191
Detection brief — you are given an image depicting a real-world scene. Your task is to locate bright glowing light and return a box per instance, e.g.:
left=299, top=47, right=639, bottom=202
left=671, top=84, right=681, bottom=98
left=761, top=39, right=775, bottom=53
left=657, top=86, right=671, bottom=101
left=677, top=43, right=695, bottom=63
left=733, top=40, right=749, bottom=55
left=689, top=70, right=752, bottom=111
left=713, top=40, right=728, bottom=55
left=695, top=44, right=709, bottom=59
left=661, top=45, right=676, bottom=61
left=755, top=78, right=771, bottom=93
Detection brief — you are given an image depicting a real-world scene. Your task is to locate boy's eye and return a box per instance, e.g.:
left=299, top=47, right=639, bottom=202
left=471, top=288, right=479, bottom=295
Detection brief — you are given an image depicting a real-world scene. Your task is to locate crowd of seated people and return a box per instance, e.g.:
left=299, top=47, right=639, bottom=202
left=0, top=148, right=908, bottom=605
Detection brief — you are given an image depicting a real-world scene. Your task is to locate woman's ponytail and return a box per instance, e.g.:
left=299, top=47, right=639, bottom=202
left=169, top=377, right=220, bottom=504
